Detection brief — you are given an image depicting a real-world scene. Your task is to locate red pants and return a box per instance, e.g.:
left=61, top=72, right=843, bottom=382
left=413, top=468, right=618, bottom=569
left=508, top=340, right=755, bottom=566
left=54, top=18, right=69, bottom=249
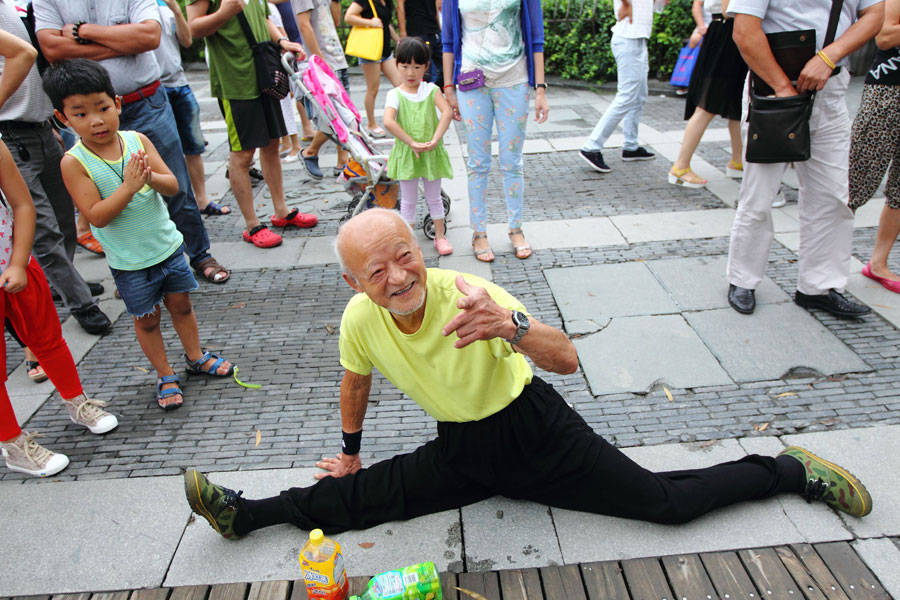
left=0, top=258, right=83, bottom=441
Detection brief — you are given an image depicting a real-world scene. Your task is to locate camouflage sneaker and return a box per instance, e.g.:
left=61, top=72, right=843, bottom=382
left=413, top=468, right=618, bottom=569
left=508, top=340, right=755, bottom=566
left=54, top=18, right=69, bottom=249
left=1, top=431, right=69, bottom=477
left=63, top=394, right=118, bottom=434
left=184, top=469, right=243, bottom=539
left=779, top=446, right=872, bottom=517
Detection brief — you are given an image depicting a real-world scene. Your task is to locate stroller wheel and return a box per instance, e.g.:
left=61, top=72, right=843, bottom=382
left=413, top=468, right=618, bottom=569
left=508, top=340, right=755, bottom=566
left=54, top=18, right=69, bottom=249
left=423, top=215, right=436, bottom=240
left=441, top=190, right=451, bottom=216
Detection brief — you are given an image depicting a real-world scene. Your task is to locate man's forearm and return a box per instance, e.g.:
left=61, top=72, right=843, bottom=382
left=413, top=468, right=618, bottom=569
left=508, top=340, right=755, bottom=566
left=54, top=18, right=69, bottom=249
left=0, top=34, right=37, bottom=110
left=77, top=21, right=162, bottom=54
left=822, top=5, right=883, bottom=64
left=397, top=0, right=407, bottom=37
left=340, top=370, right=372, bottom=434
left=733, top=15, right=793, bottom=95
left=187, top=4, right=235, bottom=38
left=170, top=3, right=194, bottom=48
left=512, top=319, right=579, bottom=375
left=36, top=30, right=122, bottom=63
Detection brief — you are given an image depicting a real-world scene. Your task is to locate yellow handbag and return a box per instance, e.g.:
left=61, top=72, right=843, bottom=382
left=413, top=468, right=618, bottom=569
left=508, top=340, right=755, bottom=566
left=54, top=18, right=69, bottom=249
left=345, top=0, right=384, bottom=61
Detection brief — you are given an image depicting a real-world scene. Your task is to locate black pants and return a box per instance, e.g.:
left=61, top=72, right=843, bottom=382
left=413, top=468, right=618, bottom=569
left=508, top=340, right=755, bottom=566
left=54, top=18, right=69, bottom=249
left=415, top=32, right=444, bottom=86
left=239, top=377, right=802, bottom=535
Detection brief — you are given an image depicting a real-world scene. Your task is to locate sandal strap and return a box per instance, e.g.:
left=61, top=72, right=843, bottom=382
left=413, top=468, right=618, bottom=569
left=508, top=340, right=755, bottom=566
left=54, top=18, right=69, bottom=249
left=472, top=231, right=488, bottom=240
left=284, top=208, right=300, bottom=221
left=508, top=228, right=524, bottom=236
left=670, top=166, right=692, bottom=177
left=157, top=374, right=181, bottom=385
left=25, top=360, right=40, bottom=370
left=248, top=224, right=269, bottom=236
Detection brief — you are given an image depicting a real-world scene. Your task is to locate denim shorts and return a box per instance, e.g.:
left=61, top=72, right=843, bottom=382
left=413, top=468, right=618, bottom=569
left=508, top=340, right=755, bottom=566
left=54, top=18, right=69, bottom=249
left=165, top=85, right=205, bottom=155
left=110, top=245, right=199, bottom=318
left=359, top=53, right=393, bottom=65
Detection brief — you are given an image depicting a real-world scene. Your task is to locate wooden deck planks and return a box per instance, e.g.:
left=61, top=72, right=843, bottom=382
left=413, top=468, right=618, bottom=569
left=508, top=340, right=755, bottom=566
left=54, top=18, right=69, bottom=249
left=539, top=565, right=586, bottom=600
left=207, top=583, right=248, bottom=600
left=246, top=581, right=290, bottom=600
left=130, top=590, right=171, bottom=600
left=440, top=571, right=459, bottom=600
left=661, top=555, right=718, bottom=600
left=620, top=558, right=673, bottom=600
left=168, top=585, right=209, bottom=600
left=774, top=546, right=842, bottom=600
left=580, top=562, right=629, bottom=600
left=700, top=551, right=761, bottom=599
left=739, top=547, right=804, bottom=600
left=814, top=542, right=890, bottom=600
left=497, top=569, right=542, bottom=600
left=789, top=544, right=851, bottom=600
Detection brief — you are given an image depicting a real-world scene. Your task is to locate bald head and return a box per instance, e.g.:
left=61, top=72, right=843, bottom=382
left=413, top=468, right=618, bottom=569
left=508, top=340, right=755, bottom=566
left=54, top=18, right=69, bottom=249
left=334, top=208, right=418, bottom=281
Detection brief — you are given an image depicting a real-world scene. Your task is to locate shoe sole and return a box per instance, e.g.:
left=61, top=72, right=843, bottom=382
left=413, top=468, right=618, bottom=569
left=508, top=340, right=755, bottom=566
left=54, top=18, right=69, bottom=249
left=862, top=266, right=900, bottom=293
left=303, top=164, right=324, bottom=180
left=668, top=173, right=706, bottom=189
left=622, top=156, right=656, bottom=161
left=782, top=446, right=872, bottom=517
left=794, top=298, right=871, bottom=319
left=726, top=168, right=744, bottom=178
left=71, top=414, right=118, bottom=435
left=184, top=470, right=226, bottom=536
left=579, top=153, right=611, bottom=173
left=242, top=235, right=283, bottom=249
left=728, top=300, right=754, bottom=315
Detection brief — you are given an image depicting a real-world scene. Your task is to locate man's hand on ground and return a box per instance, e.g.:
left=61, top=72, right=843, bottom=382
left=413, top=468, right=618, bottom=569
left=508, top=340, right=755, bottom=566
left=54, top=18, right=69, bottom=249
left=314, top=453, right=362, bottom=479
left=442, top=275, right=515, bottom=348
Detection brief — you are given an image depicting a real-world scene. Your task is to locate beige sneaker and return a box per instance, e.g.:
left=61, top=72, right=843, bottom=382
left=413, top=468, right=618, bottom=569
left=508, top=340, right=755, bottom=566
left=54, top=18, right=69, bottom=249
left=2, top=431, right=69, bottom=477
left=63, top=394, right=118, bottom=434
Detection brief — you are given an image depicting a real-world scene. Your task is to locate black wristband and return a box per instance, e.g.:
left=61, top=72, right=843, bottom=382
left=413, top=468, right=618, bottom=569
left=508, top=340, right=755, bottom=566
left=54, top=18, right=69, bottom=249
left=73, top=21, right=90, bottom=45
left=342, top=429, right=362, bottom=455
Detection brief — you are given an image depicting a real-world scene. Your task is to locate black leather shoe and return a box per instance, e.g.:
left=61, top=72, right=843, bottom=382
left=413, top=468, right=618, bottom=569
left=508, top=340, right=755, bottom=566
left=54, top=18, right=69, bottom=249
left=728, top=284, right=755, bottom=314
left=71, top=305, right=112, bottom=335
left=795, top=289, right=871, bottom=319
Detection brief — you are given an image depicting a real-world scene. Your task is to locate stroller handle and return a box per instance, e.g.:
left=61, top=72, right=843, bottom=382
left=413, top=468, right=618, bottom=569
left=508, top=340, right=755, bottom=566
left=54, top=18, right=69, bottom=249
left=282, top=52, right=310, bottom=96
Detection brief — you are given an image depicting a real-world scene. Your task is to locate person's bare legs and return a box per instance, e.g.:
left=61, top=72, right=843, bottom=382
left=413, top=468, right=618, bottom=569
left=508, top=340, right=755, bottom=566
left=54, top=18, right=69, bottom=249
left=296, top=100, right=315, bottom=139
left=132, top=308, right=181, bottom=408
left=869, top=204, right=900, bottom=281
left=258, top=137, right=291, bottom=219
left=673, top=107, right=716, bottom=184
left=303, top=131, right=329, bottom=158
left=727, top=118, right=743, bottom=166
left=163, top=292, right=231, bottom=374
left=361, top=61, right=384, bottom=130
left=381, top=57, right=402, bottom=87
left=229, top=149, right=261, bottom=231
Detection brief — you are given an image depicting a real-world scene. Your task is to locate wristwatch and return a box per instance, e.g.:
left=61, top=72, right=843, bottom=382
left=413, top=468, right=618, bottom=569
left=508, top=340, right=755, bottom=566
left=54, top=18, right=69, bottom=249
left=534, top=83, right=548, bottom=91
left=506, top=311, right=530, bottom=345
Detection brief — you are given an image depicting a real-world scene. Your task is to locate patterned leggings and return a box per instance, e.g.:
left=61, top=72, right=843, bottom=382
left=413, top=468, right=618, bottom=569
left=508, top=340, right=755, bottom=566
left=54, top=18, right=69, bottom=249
left=457, top=83, right=530, bottom=232
left=849, top=84, right=900, bottom=211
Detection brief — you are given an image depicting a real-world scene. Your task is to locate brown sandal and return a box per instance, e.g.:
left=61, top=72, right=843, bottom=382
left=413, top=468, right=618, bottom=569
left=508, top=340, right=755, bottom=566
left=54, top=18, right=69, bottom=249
left=508, top=228, right=532, bottom=260
left=194, top=256, right=230, bottom=284
left=472, top=232, right=494, bottom=263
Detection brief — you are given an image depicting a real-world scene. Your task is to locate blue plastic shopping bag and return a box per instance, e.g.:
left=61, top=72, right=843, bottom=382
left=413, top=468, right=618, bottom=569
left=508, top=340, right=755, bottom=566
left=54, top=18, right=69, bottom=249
left=669, top=42, right=701, bottom=88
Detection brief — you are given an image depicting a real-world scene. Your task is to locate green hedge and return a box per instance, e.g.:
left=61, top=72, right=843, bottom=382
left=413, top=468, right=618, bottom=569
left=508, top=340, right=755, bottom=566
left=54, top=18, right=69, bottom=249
left=543, top=0, right=697, bottom=84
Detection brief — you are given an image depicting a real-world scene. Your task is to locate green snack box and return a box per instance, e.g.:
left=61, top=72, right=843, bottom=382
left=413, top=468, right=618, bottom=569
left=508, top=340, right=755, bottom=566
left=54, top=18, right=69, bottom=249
left=350, top=562, right=442, bottom=600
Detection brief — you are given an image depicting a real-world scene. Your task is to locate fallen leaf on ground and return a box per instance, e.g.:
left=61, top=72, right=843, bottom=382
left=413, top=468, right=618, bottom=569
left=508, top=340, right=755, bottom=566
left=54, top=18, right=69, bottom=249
left=775, top=392, right=797, bottom=398
left=456, top=588, right=488, bottom=600
left=699, top=440, right=718, bottom=448
left=133, top=365, right=149, bottom=373
left=358, top=542, right=375, bottom=549
left=255, top=430, right=262, bottom=447
left=325, top=324, right=335, bottom=335
left=664, top=387, right=673, bottom=402
left=754, top=422, right=769, bottom=431
left=231, top=302, right=246, bottom=309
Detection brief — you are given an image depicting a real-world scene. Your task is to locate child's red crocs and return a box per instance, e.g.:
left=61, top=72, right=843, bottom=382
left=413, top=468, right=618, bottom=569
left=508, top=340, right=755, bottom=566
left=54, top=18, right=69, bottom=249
left=271, top=208, right=318, bottom=229
left=242, top=225, right=283, bottom=248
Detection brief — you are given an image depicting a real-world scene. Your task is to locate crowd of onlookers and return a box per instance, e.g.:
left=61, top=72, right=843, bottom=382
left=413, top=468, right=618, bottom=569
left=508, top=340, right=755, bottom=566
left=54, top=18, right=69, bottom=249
left=0, top=0, right=898, bottom=481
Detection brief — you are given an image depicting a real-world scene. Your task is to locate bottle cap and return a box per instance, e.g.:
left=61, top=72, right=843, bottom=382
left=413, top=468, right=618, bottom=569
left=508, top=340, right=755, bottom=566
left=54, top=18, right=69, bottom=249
left=309, top=529, right=324, bottom=543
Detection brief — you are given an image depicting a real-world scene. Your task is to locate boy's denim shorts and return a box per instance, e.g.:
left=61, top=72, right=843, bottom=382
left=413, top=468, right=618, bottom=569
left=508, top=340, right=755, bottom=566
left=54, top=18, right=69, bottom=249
left=110, top=245, right=199, bottom=318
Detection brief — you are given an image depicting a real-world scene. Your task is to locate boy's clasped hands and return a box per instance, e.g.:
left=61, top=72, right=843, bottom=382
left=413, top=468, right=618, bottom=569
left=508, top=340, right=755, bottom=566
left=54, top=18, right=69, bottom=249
left=122, top=149, right=154, bottom=195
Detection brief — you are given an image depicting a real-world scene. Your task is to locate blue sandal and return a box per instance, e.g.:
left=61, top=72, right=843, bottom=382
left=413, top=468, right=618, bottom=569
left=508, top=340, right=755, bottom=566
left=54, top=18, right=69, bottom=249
left=157, top=374, right=184, bottom=411
left=185, top=350, right=234, bottom=377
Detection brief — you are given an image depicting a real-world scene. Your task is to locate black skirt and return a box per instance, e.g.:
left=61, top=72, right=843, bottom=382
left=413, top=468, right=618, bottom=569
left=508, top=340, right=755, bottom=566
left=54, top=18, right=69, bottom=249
left=684, top=18, right=748, bottom=121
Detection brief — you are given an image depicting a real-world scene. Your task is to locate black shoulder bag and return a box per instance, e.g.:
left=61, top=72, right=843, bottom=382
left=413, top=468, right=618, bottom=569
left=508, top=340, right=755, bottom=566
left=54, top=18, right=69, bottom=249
left=745, top=0, right=843, bottom=164
left=235, top=10, right=290, bottom=100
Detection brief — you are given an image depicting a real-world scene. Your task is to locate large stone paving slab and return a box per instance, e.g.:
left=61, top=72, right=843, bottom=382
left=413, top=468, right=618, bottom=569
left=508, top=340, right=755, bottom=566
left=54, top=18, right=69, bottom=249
left=166, top=468, right=462, bottom=587
left=545, top=263, right=679, bottom=322
left=646, top=256, right=790, bottom=311
left=685, top=303, right=872, bottom=382
left=552, top=439, right=852, bottom=564
left=461, top=498, right=562, bottom=571
left=0, top=476, right=189, bottom=596
left=574, top=314, right=733, bottom=395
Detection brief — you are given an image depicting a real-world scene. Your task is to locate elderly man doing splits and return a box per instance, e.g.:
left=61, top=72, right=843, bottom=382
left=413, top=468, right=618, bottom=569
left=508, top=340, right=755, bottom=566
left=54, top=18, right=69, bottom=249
left=184, top=209, right=871, bottom=538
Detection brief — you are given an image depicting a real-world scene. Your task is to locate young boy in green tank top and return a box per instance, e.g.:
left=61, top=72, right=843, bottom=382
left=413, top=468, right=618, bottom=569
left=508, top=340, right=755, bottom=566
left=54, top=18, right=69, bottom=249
left=43, top=59, right=236, bottom=411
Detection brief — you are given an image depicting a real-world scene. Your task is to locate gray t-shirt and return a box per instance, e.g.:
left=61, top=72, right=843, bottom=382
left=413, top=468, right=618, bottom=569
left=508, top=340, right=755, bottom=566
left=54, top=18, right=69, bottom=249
left=0, top=0, right=53, bottom=122
left=291, top=0, right=348, bottom=71
left=33, top=0, right=162, bottom=94
left=728, top=0, right=883, bottom=68
left=155, top=4, right=188, bottom=87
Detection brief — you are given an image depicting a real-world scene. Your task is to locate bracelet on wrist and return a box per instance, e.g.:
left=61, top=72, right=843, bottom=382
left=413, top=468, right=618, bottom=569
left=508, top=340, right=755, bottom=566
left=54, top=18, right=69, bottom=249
left=817, top=50, right=836, bottom=70
left=442, top=84, right=455, bottom=91
left=342, top=429, right=362, bottom=455
left=73, top=21, right=91, bottom=45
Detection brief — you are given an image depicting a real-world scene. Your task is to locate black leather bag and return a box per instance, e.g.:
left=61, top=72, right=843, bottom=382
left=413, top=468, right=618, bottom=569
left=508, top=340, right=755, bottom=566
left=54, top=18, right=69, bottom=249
left=745, top=0, right=843, bottom=164
left=746, top=92, right=815, bottom=163
left=236, top=12, right=290, bottom=100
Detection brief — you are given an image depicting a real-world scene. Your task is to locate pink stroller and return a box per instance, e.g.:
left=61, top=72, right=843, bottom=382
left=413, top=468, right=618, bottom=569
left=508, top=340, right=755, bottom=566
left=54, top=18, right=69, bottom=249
left=281, top=53, right=450, bottom=238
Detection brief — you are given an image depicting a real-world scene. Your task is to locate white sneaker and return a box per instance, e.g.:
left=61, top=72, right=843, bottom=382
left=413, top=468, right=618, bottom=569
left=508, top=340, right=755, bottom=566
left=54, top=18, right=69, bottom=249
left=63, top=394, right=118, bottom=434
left=771, top=191, right=787, bottom=208
left=2, top=431, right=69, bottom=477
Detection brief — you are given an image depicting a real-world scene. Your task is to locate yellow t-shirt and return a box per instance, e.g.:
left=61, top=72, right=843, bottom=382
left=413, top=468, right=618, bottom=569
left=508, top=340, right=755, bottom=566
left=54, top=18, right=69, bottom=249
left=339, top=268, right=533, bottom=422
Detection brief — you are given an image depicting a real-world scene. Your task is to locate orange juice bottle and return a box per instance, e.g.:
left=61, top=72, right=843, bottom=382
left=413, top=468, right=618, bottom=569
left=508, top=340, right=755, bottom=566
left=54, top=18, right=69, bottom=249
left=300, top=529, right=349, bottom=600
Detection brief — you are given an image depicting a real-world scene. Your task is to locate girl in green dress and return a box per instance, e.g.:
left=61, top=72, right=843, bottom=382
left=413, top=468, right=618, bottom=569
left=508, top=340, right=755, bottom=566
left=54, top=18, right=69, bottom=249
left=383, top=38, right=455, bottom=255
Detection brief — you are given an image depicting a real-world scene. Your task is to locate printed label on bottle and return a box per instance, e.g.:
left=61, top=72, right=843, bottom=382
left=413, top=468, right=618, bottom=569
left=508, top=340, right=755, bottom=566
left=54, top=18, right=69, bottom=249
left=372, top=572, right=405, bottom=597
left=402, top=571, right=419, bottom=587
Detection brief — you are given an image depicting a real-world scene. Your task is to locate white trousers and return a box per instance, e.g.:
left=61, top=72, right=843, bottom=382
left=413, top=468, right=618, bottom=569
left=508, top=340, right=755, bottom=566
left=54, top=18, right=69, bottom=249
left=727, top=70, right=854, bottom=295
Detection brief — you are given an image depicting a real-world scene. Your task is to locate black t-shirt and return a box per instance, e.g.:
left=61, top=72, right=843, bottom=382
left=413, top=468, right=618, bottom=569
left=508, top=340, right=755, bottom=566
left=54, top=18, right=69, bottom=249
left=403, top=0, right=439, bottom=36
left=353, top=0, right=394, bottom=58
left=865, top=47, right=900, bottom=86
